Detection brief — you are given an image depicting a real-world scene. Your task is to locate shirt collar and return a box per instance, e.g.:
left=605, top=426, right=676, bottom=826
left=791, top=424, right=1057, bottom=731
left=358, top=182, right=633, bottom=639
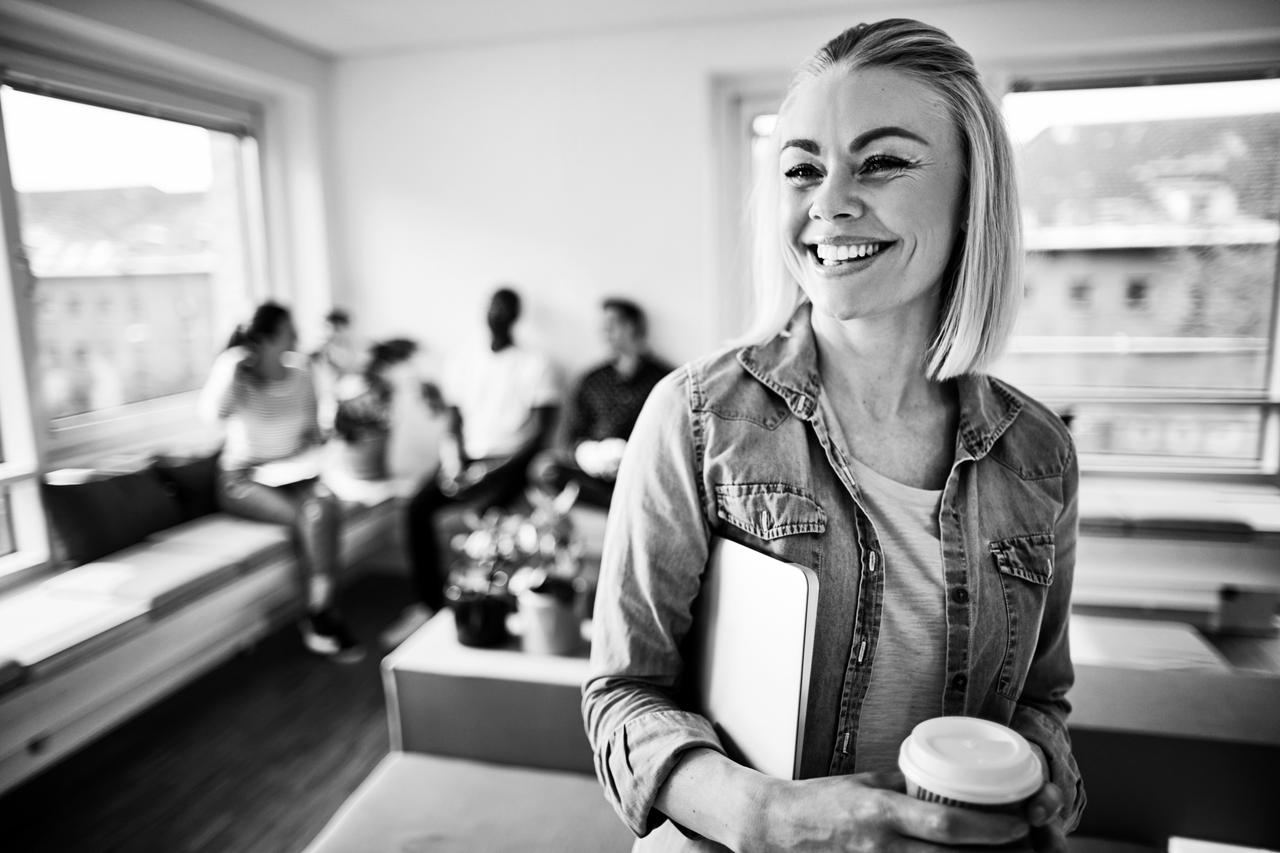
left=736, top=301, right=1022, bottom=460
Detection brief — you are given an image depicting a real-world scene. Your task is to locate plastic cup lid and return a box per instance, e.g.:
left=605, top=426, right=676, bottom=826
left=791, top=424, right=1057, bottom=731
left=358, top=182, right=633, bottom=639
left=898, top=716, right=1043, bottom=804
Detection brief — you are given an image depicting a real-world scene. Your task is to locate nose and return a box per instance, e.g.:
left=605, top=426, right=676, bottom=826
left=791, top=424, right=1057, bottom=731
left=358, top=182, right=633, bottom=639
left=808, top=171, right=865, bottom=222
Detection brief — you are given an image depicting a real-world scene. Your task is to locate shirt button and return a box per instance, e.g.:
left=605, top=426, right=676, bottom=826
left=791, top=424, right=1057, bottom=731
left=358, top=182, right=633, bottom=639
left=951, top=673, right=968, bottom=691
left=951, top=587, right=970, bottom=604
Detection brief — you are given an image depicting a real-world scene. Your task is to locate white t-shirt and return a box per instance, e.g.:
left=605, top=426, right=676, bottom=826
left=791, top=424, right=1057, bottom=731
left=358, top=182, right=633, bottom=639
left=443, top=344, right=558, bottom=459
left=847, top=454, right=947, bottom=773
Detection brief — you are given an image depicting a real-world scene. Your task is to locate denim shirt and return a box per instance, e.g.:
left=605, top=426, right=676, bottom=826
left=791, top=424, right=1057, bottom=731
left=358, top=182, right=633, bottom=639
left=582, top=303, right=1085, bottom=846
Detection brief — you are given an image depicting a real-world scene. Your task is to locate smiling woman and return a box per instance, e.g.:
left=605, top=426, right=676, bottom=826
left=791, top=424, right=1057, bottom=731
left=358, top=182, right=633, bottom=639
left=583, top=18, right=1082, bottom=853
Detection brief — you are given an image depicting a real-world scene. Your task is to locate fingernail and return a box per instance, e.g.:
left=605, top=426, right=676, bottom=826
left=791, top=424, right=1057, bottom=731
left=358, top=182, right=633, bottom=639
left=1029, top=805, right=1047, bottom=824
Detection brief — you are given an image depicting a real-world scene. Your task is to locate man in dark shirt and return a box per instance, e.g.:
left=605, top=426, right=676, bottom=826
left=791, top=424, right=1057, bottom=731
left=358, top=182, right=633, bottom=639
left=530, top=298, right=671, bottom=509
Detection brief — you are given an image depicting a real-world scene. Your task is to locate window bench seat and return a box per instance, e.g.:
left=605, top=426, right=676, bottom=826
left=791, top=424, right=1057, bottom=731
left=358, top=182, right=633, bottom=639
left=0, top=473, right=413, bottom=798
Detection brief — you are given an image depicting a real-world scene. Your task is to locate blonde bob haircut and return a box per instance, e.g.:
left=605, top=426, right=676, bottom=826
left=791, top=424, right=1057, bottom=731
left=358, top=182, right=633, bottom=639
left=743, top=18, right=1022, bottom=380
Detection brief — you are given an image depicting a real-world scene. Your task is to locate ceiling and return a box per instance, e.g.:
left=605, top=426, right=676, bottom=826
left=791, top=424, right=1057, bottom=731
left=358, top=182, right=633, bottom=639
left=190, top=0, right=977, bottom=58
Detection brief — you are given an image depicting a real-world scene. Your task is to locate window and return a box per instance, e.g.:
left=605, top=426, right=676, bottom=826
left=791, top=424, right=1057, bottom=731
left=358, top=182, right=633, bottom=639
left=1069, top=278, right=1093, bottom=308
left=994, top=77, right=1280, bottom=473
left=0, top=48, right=267, bottom=584
left=1, top=87, right=263, bottom=459
left=1125, top=277, right=1149, bottom=310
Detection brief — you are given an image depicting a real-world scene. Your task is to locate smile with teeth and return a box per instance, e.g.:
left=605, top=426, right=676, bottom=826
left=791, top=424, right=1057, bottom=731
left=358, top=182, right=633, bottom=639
left=812, top=242, right=890, bottom=265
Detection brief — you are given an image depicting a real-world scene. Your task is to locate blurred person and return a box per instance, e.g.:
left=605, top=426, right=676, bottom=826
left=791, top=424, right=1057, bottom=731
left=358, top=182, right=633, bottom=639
left=530, top=297, right=671, bottom=509
left=583, top=19, right=1083, bottom=852
left=390, top=288, right=558, bottom=641
left=202, top=301, right=363, bottom=662
left=312, top=307, right=364, bottom=378
left=312, top=307, right=366, bottom=429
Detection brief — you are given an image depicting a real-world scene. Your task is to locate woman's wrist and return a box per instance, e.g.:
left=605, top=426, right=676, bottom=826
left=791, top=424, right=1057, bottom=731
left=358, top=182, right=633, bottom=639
left=736, top=772, right=782, bottom=853
left=657, top=748, right=778, bottom=852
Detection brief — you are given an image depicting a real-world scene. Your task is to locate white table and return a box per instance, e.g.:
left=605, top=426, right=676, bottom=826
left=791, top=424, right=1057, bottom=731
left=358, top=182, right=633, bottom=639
left=381, top=609, right=593, bottom=773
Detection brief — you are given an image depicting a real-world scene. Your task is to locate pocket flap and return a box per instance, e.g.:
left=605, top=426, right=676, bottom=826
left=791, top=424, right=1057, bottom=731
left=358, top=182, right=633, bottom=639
left=990, top=533, right=1054, bottom=585
left=714, top=484, right=826, bottom=541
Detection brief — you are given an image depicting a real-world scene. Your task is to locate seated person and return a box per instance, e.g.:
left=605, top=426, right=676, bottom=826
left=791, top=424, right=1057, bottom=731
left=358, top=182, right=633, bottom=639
left=401, top=288, right=559, bottom=620
left=201, top=301, right=363, bottom=662
left=530, top=298, right=672, bottom=510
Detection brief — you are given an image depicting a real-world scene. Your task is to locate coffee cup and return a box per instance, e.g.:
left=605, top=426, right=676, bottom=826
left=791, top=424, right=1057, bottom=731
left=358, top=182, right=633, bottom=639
left=898, top=716, right=1043, bottom=812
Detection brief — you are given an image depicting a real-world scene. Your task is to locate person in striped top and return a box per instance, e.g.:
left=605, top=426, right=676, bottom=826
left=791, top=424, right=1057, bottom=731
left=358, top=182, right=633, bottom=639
left=201, top=302, right=363, bottom=662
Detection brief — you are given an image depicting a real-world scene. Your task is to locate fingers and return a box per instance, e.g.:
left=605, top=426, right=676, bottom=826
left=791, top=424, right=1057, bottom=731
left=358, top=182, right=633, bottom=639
left=1025, top=782, right=1064, bottom=827
left=888, top=795, right=1029, bottom=847
left=1030, top=822, right=1068, bottom=853
left=857, top=769, right=908, bottom=792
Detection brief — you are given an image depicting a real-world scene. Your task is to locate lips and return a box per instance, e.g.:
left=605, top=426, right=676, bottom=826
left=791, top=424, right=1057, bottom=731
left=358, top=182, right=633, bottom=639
left=808, top=240, right=894, bottom=267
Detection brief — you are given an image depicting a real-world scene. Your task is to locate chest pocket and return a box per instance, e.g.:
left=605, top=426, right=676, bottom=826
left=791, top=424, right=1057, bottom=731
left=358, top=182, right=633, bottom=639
left=990, top=533, right=1054, bottom=585
left=713, top=483, right=826, bottom=541
left=988, top=532, right=1054, bottom=700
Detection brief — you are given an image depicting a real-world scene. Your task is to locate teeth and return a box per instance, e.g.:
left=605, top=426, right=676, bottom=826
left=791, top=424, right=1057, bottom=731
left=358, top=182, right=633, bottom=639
left=814, top=242, right=886, bottom=264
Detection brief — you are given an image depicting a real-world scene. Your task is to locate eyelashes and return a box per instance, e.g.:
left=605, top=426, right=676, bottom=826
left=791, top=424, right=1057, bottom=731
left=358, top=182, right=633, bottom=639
left=782, top=154, right=917, bottom=186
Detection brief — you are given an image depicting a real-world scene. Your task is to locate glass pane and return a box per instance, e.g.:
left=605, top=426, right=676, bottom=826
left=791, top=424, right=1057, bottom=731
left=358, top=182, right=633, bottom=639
left=0, top=487, right=14, bottom=558
left=0, top=87, right=256, bottom=420
left=1065, top=401, right=1261, bottom=466
left=996, top=79, right=1280, bottom=467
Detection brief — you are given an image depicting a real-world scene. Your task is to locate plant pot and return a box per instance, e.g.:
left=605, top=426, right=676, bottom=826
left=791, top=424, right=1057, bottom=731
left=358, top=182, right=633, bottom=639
left=336, top=433, right=388, bottom=480
left=516, top=589, right=582, bottom=655
left=448, top=589, right=511, bottom=648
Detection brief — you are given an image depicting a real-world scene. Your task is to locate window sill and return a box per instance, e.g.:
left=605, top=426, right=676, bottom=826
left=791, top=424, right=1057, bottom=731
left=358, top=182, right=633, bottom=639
left=1080, top=473, right=1280, bottom=539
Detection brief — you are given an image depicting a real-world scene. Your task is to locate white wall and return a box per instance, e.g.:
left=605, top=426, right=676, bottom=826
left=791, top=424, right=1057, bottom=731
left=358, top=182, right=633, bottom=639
left=331, top=0, right=1280, bottom=380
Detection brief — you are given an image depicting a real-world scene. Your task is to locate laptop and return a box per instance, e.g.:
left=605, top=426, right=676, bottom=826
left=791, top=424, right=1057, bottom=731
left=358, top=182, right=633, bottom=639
left=686, top=537, right=819, bottom=780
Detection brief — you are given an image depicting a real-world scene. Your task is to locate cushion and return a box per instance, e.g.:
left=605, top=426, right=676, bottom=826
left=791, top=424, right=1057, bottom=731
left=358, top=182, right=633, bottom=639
left=42, top=468, right=184, bottom=566
left=42, top=539, right=243, bottom=618
left=152, top=451, right=221, bottom=522
left=0, top=586, right=148, bottom=677
left=149, top=515, right=292, bottom=573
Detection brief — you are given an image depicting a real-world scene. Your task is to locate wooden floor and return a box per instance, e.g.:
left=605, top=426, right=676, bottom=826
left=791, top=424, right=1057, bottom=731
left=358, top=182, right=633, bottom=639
left=0, top=571, right=409, bottom=853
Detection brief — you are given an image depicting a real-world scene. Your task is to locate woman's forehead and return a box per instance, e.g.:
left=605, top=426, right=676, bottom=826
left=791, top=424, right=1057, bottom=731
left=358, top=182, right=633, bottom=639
left=778, top=65, right=953, bottom=141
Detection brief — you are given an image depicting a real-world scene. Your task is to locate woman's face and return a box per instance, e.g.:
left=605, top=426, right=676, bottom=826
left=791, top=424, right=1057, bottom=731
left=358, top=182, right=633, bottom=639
left=776, top=65, right=967, bottom=327
left=265, top=317, right=298, bottom=353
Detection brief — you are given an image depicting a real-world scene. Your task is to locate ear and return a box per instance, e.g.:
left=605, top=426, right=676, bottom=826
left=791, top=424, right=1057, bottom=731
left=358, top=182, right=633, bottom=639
left=552, top=480, right=581, bottom=515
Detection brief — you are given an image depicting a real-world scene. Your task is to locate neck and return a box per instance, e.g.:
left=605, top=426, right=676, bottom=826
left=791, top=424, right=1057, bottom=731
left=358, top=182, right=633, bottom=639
left=258, top=349, right=288, bottom=380
left=613, top=350, right=641, bottom=377
left=811, top=305, right=943, bottom=419
left=490, top=332, right=514, bottom=353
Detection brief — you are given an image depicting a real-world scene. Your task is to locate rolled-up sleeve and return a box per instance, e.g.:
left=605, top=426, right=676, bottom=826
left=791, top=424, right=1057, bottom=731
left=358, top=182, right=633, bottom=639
left=582, top=368, right=724, bottom=837
left=1011, top=440, right=1086, bottom=832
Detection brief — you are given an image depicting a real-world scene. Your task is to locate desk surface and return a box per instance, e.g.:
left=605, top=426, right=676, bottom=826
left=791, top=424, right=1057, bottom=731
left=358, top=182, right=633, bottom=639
left=383, top=610, right=589, bottom=686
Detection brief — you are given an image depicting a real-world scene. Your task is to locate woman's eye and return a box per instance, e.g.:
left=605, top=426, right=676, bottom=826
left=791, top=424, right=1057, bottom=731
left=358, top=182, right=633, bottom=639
left=783, top=163, right=822, bottom=185
left=860, top=155, right=912, bottom=176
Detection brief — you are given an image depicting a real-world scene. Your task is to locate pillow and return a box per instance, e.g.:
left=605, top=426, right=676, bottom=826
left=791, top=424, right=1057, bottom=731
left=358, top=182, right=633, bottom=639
left=42, top=467, right=184, bottom=566
left=152, top=451, right=221, bottom=522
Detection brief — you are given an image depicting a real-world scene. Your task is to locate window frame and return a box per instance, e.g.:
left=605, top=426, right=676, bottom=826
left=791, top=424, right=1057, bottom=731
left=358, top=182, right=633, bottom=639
left=0, top=47, right=270, bottom=470
left=999, top=63, right=1280, bottom=483
left=0, top=39, right=273, bottom=588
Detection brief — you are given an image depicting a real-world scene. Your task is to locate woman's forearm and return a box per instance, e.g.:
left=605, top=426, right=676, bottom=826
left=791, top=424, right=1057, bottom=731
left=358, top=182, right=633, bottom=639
left=654, top=747, right=774, bottom=851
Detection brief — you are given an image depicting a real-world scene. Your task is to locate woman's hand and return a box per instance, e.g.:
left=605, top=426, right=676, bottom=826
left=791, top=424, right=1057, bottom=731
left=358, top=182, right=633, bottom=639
left=1023, top=779, right=1067, bottom=853
left=751, top=770, right=1033, bottom=853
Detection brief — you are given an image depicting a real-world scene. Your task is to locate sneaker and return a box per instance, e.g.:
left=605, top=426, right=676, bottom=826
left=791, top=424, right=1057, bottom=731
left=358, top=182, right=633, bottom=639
left=301, top=609, right=366, bottom=663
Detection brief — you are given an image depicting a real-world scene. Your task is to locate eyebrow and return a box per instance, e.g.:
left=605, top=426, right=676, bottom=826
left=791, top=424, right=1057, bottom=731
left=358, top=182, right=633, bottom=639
left=780, top=126, right=930, bottom=155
